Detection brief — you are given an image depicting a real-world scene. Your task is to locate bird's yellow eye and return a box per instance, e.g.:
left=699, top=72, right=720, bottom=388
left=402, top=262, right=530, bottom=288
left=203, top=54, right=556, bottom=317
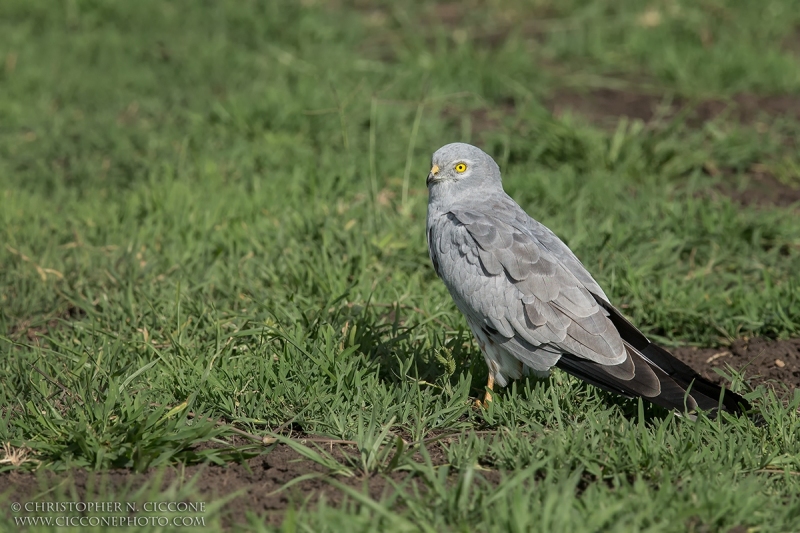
left=455, top=163, right=467, bottom=173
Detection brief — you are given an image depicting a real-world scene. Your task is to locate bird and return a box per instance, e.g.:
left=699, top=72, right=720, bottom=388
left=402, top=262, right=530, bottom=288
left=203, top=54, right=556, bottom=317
left=425, top=142, right=750, bottom=417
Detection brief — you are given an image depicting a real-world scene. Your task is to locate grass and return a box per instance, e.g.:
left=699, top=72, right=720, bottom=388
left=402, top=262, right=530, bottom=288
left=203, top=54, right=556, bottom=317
left=2, top=0, right=800, bottom=531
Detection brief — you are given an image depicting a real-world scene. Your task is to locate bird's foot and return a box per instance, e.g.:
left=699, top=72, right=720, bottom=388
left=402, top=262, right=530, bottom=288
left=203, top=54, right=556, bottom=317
left=473, top=374, right=495, bottom=408
left=473, top=389, right=493, bottom=409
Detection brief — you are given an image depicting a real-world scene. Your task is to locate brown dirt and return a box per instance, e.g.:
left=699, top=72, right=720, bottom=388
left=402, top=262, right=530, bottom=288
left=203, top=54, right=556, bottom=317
left=708, top=166, right=800, bottom=209
left=0, top=439, right=457, bottom=529
left=1, top=446, right=346, bottom=528
left=7, top=304, right=86, bottom=347
left=448, top=87, right=800, bottom=146
left=781, top=25, right=800, bottom=56
left=548, top=88, right=675, bottom=126
left=674, top=338, right=800, bottom=391
left=547, top=88, right=800, bottom=128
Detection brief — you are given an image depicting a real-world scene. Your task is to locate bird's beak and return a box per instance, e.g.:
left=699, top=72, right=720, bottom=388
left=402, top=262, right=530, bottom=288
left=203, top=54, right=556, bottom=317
left=426, top=164, right=440, bottom=187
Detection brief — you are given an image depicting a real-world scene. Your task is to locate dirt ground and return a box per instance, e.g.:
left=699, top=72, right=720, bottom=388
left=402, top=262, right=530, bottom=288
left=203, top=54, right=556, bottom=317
left=674, top=337, right=800, bottom=392
left=1, top=445, right=346, bottom=528
left=547, top=87, right=800, bottom=127
left=0, top=439, right=465, bottom=528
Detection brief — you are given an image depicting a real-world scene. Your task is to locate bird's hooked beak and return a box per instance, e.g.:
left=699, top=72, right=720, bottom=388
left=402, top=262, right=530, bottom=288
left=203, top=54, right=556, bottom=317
left=426, top=164, right=440, bottom=187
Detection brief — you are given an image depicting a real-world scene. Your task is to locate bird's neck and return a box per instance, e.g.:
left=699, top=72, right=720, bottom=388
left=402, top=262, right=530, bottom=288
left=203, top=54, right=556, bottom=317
left=427, top=182, right=507, bottom=215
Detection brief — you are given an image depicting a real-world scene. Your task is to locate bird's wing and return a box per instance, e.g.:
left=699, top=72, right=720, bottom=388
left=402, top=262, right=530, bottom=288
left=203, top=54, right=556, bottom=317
left=513, top=208, right=610, bottom=303
left=437, top=204, right=687, bottom=404
left=437, top=205, right=628, bottom=369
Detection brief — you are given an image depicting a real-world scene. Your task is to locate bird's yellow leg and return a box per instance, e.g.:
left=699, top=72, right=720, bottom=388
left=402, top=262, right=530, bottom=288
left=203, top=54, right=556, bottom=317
left=474, top=373, right=495, bottom=408
left=484, top=373, right=494, bottom=404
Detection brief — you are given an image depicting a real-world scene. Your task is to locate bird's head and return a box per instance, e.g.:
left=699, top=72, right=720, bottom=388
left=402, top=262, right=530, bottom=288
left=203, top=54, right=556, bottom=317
left=426, top=143, right=502, bottom=193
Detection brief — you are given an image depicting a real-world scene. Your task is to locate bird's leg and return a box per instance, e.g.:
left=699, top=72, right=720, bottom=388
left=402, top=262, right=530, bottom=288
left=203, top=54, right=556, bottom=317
left=473, top=337, right=496, bottom=408
left=475, top=373, right=495, bottom=408
left=484, top=373, right=494, bottom=404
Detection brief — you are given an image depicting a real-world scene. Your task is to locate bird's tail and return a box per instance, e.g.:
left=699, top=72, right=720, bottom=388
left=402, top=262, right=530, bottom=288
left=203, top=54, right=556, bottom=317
left=556, top=300, right=752, bottom=418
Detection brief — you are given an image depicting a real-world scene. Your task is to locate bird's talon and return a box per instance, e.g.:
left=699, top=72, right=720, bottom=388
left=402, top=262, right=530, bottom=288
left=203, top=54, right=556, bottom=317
left=473, top=390, right=493, bottom=409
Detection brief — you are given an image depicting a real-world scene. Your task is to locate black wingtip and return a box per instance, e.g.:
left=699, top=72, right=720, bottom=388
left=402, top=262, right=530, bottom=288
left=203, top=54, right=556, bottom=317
left=643, top=343, right=752, bottom=417
left=555, top=349, right=755, bottom=420
left=588, top=297, right=756, bottom=420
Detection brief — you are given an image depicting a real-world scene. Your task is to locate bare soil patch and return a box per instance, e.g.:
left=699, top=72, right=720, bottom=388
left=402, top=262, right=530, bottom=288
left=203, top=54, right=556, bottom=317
left=781, top=25, right=800, bottom=56
left=7, top=304, right=86, bottom=347
left=0, top=439, right=456, bottom=528
left=548, top=88, right=674, bottom=126
left=547, top=88, right=800, bottom=128
left=709, top=167, right=800, bottom=209
left=674, top=338, right=800, bottom=391
left=1, top=446, right=383, bottom=528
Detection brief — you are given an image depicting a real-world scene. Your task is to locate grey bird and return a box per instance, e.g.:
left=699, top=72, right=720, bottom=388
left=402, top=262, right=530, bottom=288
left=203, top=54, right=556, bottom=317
left=426, top=142, right=748, bottom=416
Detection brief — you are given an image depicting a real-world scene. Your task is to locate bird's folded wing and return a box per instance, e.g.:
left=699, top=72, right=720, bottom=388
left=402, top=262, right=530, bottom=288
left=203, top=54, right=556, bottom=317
left=441, top=207, right=628, bottom=369
left=514, top=209, right=611, bottom=304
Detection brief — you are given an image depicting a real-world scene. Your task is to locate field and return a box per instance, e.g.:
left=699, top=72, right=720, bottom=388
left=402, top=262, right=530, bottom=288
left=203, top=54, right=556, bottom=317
left=2, top=0, right=800, bottom=531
